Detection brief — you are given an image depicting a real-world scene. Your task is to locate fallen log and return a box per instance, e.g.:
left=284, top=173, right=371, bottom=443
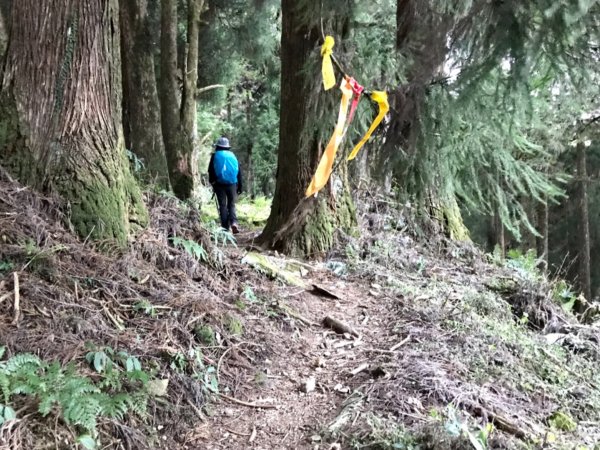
left=323, top=316, right=359, bottom=337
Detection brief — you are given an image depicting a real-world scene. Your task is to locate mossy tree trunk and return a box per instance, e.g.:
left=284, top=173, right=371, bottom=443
left=159, top=0, right=202, bottom=200
left=120, top=0, right=169, bottom=189
left=258, top=0, right=356, bottom=258
left=0, top=0, right=147, bottom=244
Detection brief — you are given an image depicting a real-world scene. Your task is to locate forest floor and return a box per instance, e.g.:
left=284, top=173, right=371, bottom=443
left=1, top=171, right=600, bottom=449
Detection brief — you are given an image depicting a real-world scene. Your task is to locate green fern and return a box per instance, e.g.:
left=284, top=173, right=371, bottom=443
left=0, top=350, right=150, bottom=439
left=171, top=236, right=208, bottom=262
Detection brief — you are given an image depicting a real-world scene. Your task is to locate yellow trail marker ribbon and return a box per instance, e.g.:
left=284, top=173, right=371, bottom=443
left=321, top=36, right=336, bottom=91
left=305, top=79, right=353, bottom=197
left=347, top=90, right=389, bottom=161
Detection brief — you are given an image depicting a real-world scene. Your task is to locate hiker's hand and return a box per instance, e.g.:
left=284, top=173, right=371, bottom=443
left=237, top=187, right=242, bottom=195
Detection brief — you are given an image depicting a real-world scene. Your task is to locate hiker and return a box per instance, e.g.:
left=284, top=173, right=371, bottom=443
left=208, top=137, right=242, bottom=233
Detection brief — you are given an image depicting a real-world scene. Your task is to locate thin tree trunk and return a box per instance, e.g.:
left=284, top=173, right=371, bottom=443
left=259, top=0, right=355, bottom=257
left=577, top=144, right=591, bottom=302
left=120, top=0, right=169, bottom=188
left=0, top=0, right=147, bottom=244
left=536, top=196, right=548, bottom=272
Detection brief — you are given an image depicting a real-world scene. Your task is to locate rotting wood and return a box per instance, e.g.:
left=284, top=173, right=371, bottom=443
left=311, top=284, right=341, bottom=299
left=323, top=316, right=359, bottom=337
left=466, top=402, right=530, bottom=440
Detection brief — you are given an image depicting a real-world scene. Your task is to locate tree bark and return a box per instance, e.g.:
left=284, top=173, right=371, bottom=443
left=258, top=0, right=355, bottom=257
left=120, top=0, right=169, bottom=188
left=179, top=0, right=202, bottom=197
left=159, top=0, right=201, bottom=200
left=577, top=144, right=591, bottom=302
left=159, top=0, right=185, bottom=197
left=0, top=1, right=8, bottom=59
left=0, top=0, right=147, bottom=244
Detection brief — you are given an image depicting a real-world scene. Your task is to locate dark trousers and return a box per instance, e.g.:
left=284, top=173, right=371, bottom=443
left=214, top=183, right=237, bottom=229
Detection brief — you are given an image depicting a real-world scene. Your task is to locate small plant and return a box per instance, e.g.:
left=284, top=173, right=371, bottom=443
left=551, top=280, right=578, bottom=312
left=126, top=149, right=145, bottom=173
left=134, top=299, right=158, bottom=317
left=225, top=315, right=243, bottom=336
left=235, top=298, right=246, bottom=310
left=205, top=222, right=236, bottom=247
left=194, top=324, right=216, bottom=345
left=21, top=239, right=67, bottom=271
left=0, top=260, right=14, bottom=273
left=242, top=286, right=258, bottom=302
left=190, top=349, right=219, bottom=395
left=171, top=236, right=208, bottom=262
left=254, top=371, right=268, bottom=387
left=170, top=352, right=187, bottom=373
left=505, top=249, right=542, bottom=280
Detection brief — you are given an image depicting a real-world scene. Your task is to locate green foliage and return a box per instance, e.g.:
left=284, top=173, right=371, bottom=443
left=551, top=280, right=578, bottom=313
left=133, top=299, right=158, bottom=317
left=0, top=260, right=13, bottom=273
left=20, top=239, right=68, bottom=271
left=225, top=315, right=243, bottom=336
left=505, top=248, right=542, bottom=279
left=194, top=324, right=216, bottom=345
left=0, top=346, right=149, bottom=444
left=171, top=236, right=208, bottom=262
left=548, top=410, right=577, bottom=432
left=125, top=149, right=145, bottom=173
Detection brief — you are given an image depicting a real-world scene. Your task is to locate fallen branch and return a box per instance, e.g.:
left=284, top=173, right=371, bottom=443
left=186, top=399, right=206, bottom=421
left=389, top=335, right=411, bottom=351
left=350, top=363, right=369, bottom=376
left=278, top=302, right=317, bottom=326
left=195, top=84, right=226, bottom=97
left=466, top=403, right=530, bottom=440
left=11, top=272, right=20, bottom=326
left=218, top=392, right=279, bottom=409
left=323, top=316, right=359, bottom=337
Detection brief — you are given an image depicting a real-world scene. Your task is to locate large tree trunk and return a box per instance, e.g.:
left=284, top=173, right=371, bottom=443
left=120, top=0, right=169, bottom=188
left=259, top=0, right=355, bottom=257
left=159, top=0, right=201, bottom=200
left=0, top=0, right=147, bottom=244
left=159, top=0, right=185, bottom=197
left=577, top=144, right=592, bottom=302
left=392, top=0, right=471, bottom=242
left=179, top=0, right=202, bottom=197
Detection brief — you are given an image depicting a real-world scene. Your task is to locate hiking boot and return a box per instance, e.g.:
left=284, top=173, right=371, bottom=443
left=231, top=223, right=240, bottom=234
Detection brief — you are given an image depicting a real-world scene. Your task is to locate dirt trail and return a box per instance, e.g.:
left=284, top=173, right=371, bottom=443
left=184, top=231, right=394, bottom=449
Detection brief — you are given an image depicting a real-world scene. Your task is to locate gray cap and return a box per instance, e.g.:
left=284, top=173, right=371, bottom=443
left=215, top=136, right=231, bottom=149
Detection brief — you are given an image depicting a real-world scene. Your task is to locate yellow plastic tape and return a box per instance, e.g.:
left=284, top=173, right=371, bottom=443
left=347, top=90, right=389, bottom=161
left=305, top=79, right=353, bottom=197
left=321, top=36, right=336, bottom=91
